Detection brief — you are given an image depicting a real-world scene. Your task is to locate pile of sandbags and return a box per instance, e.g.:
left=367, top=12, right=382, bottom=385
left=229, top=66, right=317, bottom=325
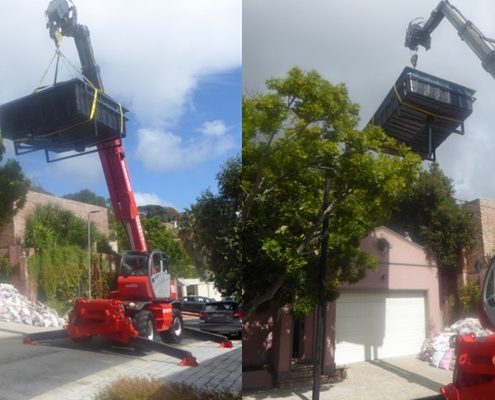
left=419, top=318, right=493, bottom=370
left=0, top=283, right=63, bottom=327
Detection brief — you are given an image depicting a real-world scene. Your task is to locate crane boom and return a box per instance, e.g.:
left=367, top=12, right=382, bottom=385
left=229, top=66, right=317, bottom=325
left=46, top=0, right=147, bottom=252
left=405, top=0, right=495, bottom=79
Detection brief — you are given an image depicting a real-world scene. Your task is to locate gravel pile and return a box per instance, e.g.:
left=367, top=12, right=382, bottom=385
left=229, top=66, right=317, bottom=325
left=419, top=318, right=493, bottom=370
left=0, top=283, right=64, bottom=327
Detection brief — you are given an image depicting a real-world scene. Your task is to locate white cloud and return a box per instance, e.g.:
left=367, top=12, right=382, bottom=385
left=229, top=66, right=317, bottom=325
left=135, top=128, right=236, bottom=171
left=135, top=192, right=174, bottom=208
left=200, top=120, right=228, bottom=137
left=48, top=152, right=103, bottom=186
left=0, top=1, right=241, bottom=128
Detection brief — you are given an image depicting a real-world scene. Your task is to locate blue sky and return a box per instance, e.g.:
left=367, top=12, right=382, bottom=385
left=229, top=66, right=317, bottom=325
left=0, top=0, right=241, bottom=212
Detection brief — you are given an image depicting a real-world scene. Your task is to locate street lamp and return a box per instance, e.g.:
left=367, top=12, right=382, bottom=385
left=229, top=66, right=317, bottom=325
left=87, top=210, right=100, bottom=300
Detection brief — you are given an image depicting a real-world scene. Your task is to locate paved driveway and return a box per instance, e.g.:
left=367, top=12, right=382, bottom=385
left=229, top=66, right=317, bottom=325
left=243, top=356, right=452, bottom=400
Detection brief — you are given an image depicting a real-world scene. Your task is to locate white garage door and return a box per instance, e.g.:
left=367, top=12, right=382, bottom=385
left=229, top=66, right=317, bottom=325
left=335, top=291, right=426, bottom=365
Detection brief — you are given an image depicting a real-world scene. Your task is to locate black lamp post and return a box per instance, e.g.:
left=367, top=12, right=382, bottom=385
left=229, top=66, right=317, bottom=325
left=312, top=172, right=330, bottom=400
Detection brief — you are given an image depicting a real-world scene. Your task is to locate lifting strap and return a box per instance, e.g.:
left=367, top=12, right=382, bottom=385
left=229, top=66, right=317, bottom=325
left=393, top=83, right=462, bottom=124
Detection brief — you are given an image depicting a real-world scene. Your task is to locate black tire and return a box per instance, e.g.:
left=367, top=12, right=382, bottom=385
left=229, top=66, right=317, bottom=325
left=132, top=310, right=156, bottom=341
left=160, top=309, right=183, bottom=344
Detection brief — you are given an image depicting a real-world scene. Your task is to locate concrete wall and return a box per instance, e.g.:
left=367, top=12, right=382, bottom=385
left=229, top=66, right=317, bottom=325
left=243, top=306, right=293, bottom=391
left=465, top=198, right=495, bottom=282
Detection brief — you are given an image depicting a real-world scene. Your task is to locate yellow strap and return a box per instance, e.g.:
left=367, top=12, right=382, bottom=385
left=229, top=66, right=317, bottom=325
left=89, top=89, right=99, bottom=120
left=393, top=84, right=462, bottom=124
left=118, top=103, right=124, bottom=133
left=55, top=30, right=63, bottom=47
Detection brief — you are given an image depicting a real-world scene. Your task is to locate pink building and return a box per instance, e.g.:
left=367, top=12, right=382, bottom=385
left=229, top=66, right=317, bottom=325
left=243, top=227, right=442, bottom=390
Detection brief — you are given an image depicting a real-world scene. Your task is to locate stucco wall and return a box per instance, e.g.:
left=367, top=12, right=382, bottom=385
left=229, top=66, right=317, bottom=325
left=11, top=191, right=109, bottom=246
left=350, top=227, right=442, bottom=335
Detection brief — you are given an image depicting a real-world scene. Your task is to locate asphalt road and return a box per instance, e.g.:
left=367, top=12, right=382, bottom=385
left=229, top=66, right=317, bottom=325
left=0, top=334, right=151, bottom=400
left=0, top=320, right=241, bottom=400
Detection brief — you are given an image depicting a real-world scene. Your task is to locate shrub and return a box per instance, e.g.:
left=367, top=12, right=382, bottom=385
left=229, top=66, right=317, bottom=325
left=0, top=256, right=12, bottom=281
left=95, top=377, right=240, bottom=400
left=459, top=281, right=481, bottom=315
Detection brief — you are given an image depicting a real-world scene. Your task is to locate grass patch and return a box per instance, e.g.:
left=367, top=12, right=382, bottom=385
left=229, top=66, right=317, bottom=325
left=95, top=377, right=240, bottom=400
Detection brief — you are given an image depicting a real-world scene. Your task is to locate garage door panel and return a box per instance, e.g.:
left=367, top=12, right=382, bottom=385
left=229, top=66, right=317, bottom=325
left=335, top=291, right=426, bottom=365
left=337, top=319, right=385, bottom=336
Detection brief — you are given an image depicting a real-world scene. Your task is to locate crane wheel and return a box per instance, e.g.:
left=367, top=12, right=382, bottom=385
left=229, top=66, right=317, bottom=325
left=132, top=310, right=156, bottom=341
left=161, top=309, right=183, bottom=344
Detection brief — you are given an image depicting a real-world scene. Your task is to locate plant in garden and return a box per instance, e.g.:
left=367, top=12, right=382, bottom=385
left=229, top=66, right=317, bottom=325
left=95, top=377, right=240, bottom=400
left=25, top=204, right=112, bottom=312
left=242, top=67, right=421, bottom=318
left=0, top=256, right=13, bottom=281
left=459, top=281, right=481, bottom=315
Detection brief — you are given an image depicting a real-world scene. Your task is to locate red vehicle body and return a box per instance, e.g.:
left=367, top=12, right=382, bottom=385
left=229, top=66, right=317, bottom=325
left=43, top=0, right=183, bottom=346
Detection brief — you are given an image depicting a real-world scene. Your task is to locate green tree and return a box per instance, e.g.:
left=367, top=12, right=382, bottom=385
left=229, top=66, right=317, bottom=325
left=139, top=205, right=180, bottom=222
left=180, top=156, right=241, bottom=298
left=0, top=145, right=30, bottom=227
left=142, top=216, right=196, bottom=278
left=63, top=189, right=108, bottom=208
left=388, top=163, right=476, bottom=269
left=243, top=67, right=421, bottom=318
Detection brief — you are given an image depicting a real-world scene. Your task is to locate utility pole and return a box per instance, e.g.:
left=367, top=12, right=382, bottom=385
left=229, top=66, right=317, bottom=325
left=312, top=172, right=330, bottom=400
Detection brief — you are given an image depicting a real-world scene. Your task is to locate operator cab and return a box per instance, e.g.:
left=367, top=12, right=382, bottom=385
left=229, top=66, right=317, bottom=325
left=119, top=250, right=171, bottom=300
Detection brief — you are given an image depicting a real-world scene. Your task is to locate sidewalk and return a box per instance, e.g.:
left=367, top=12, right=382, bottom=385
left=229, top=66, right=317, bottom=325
left=243, top=356, right=451, bottom=400
left=0, top=321, right=241, bottom=399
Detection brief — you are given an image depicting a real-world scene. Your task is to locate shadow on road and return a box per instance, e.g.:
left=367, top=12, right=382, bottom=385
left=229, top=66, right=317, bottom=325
left=370, top=359, right=444, bottom=392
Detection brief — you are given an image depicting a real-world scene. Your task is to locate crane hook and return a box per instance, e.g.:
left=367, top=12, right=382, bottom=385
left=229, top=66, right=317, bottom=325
left=411, top=52, right=418, bottom=68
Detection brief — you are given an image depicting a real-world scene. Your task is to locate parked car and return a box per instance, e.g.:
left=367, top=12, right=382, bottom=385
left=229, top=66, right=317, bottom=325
left=199, top=301, right=242, bottom=322
left=198, top=301, right=242, bottom=339
left=179, top=296, right=215, bottom=313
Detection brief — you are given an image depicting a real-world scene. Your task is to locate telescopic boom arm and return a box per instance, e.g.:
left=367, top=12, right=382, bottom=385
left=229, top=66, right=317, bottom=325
left=46, top=0, right=147, bottom=252
left=405, top=0, right=495, bottom=79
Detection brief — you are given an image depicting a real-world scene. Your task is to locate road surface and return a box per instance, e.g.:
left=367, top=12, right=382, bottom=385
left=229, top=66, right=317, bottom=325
left=0, top=320, right=241, bottom=400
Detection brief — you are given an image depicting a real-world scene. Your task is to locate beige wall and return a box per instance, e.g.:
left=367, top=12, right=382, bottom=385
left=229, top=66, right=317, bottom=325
left=12, top=191, right=109, bottom=246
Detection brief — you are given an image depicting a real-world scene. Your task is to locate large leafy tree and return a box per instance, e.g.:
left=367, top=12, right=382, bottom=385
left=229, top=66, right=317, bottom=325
left=179, top=156, right=241, bottom=298
left=142, top=216, right=196, bottom=278
left=243, top=67, right=421, bottom=317
left=388, top=163, right=476, bottom=269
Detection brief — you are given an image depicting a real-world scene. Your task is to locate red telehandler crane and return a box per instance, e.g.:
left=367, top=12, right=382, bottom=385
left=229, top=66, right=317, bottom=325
left=406, top=1, right=495, bottom=399
left=16, top=0, right=232, bottom=364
